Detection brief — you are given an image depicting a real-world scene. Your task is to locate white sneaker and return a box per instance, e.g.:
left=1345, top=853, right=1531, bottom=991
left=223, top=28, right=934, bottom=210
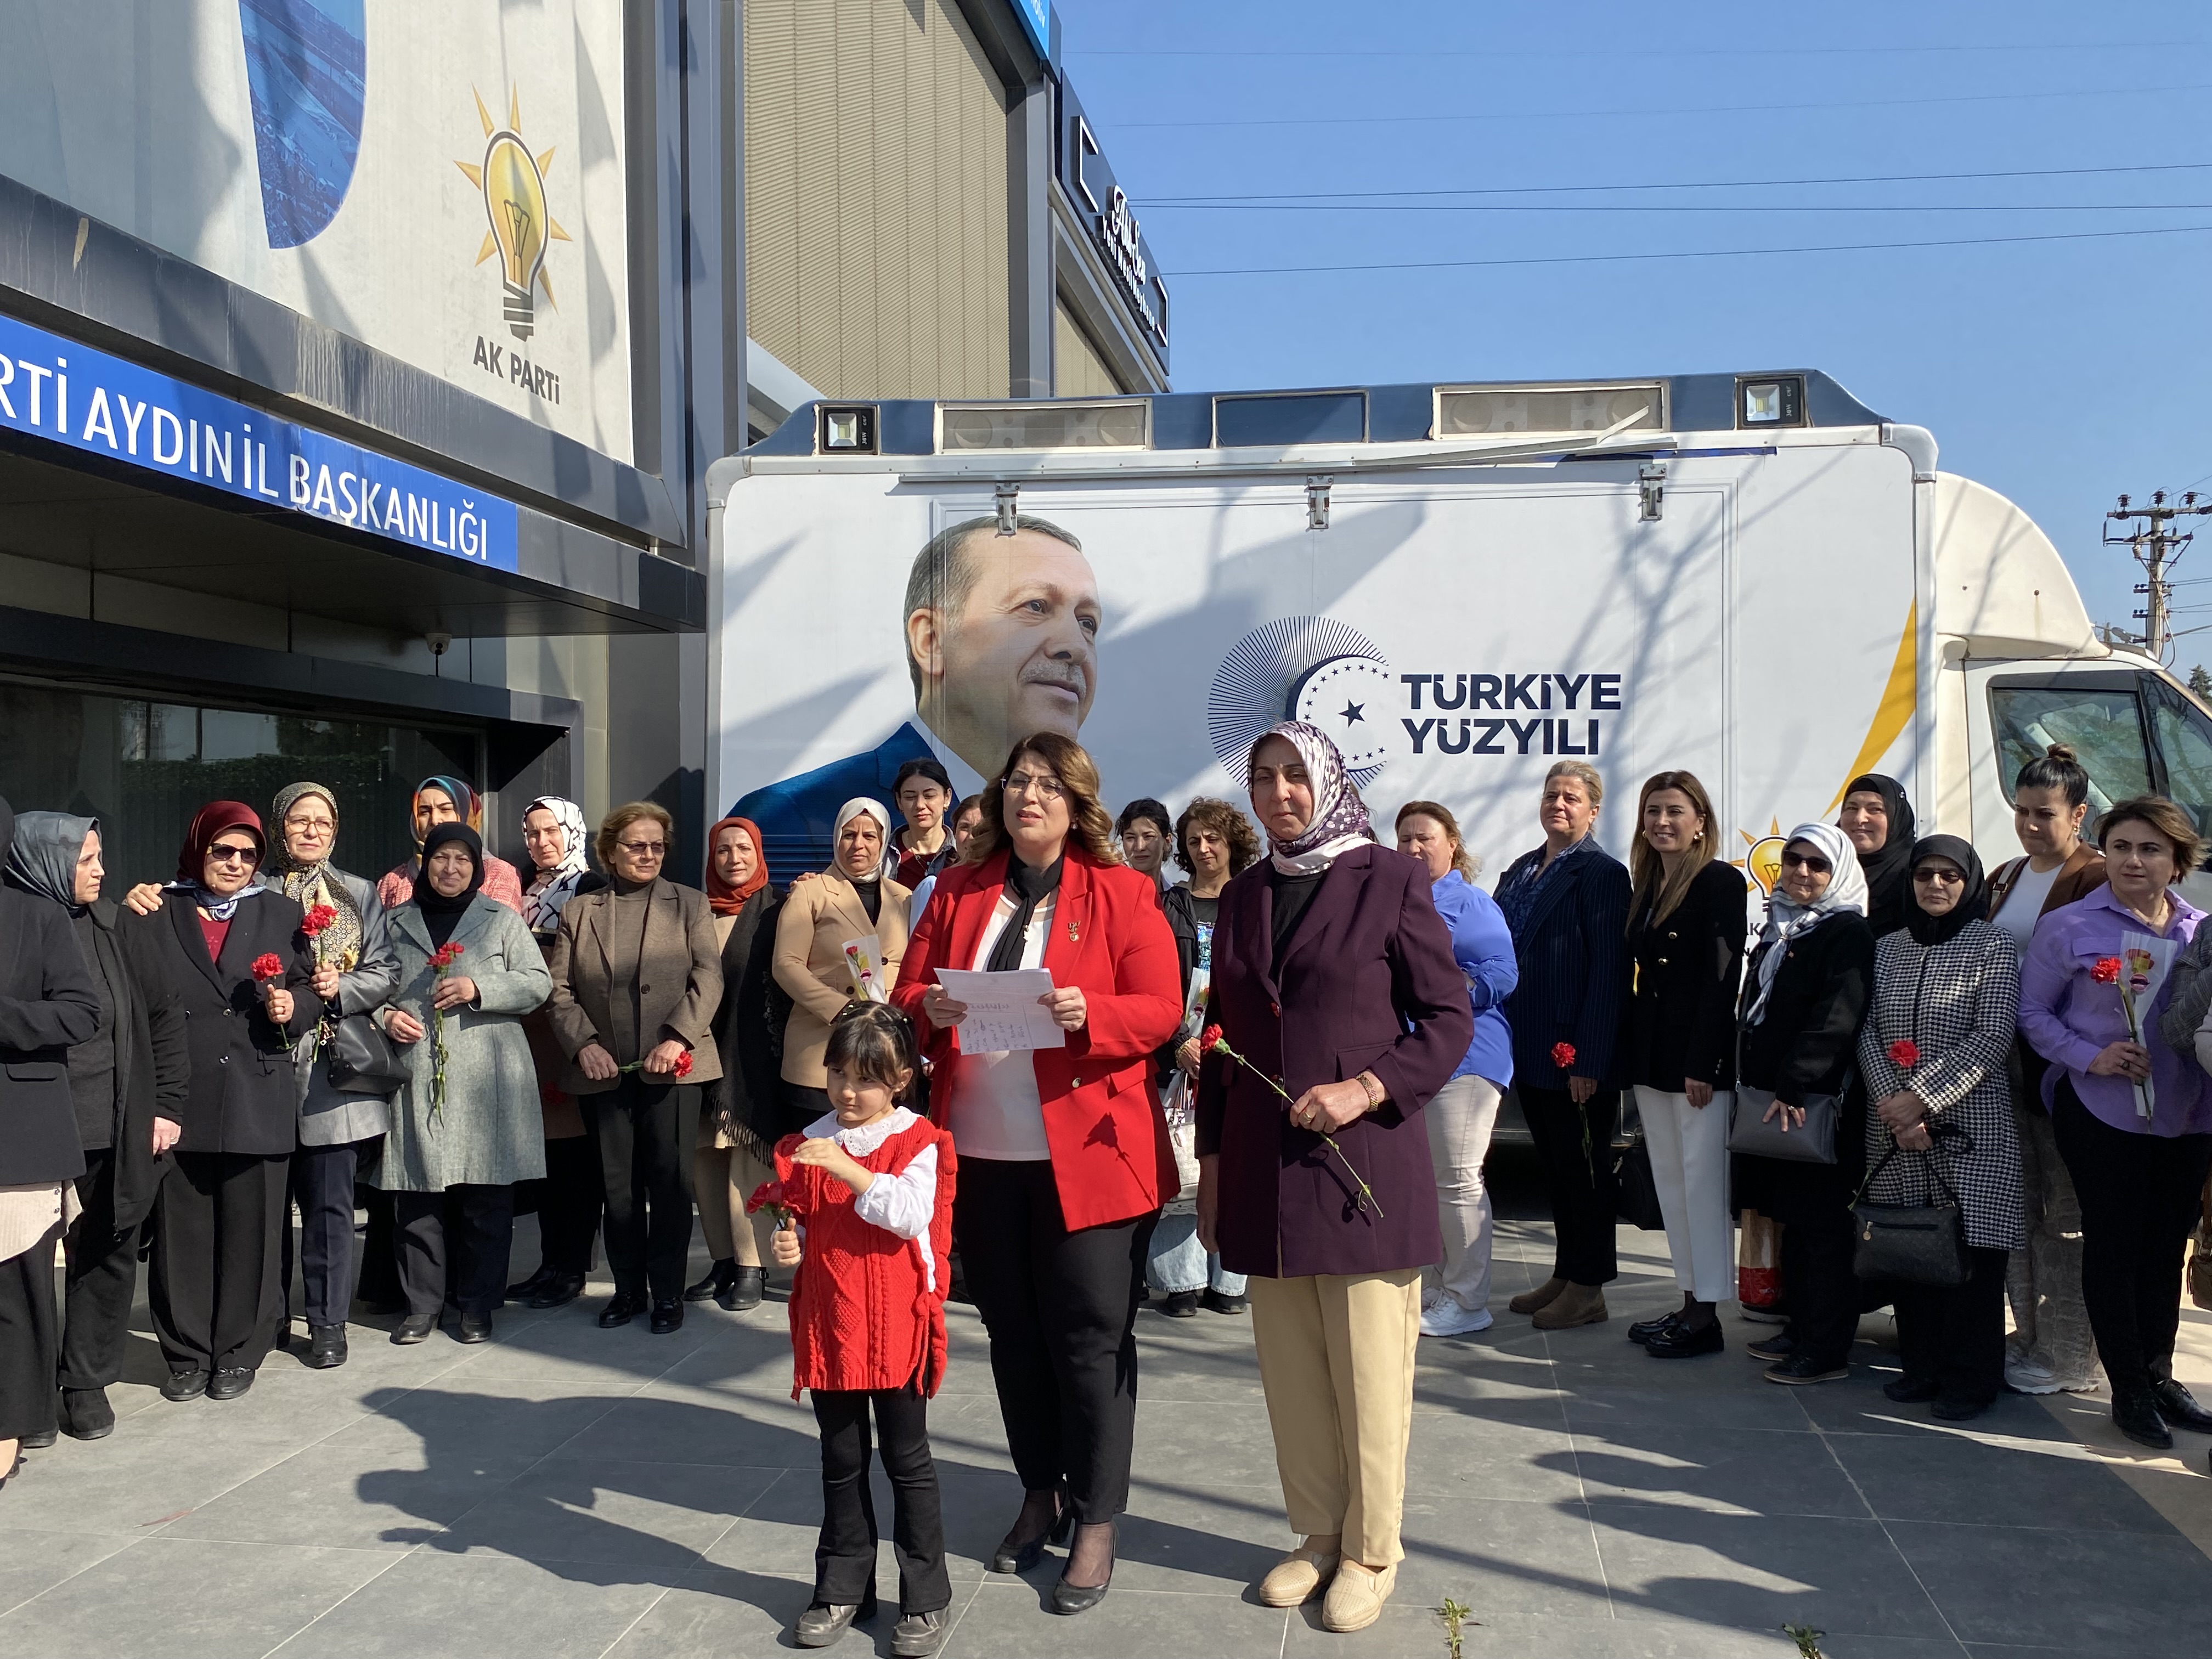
left=2004, top=1354, right=2062, bottom=1395
left=1419, top=1300, right=1494, bottom=1337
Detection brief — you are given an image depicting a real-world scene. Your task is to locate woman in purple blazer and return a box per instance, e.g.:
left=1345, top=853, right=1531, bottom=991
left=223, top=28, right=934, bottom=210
left=1195, top=723, right=1472, bottom=1636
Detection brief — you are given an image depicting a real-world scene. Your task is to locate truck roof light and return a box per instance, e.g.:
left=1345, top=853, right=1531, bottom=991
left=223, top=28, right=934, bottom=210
left=1435, top=382, right=1664, bottom=439
left=817, top=405, right=878, bottom=453
left=1737, top=376, right=1805, bottom=428
left=938, top=401, right=1150, bottom=453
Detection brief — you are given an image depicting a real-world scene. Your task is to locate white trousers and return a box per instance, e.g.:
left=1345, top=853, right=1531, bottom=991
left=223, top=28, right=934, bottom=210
left=1634, top=1085, right=1735, bottom=1304
left=1423, top=1075, right=1501, bottom=1314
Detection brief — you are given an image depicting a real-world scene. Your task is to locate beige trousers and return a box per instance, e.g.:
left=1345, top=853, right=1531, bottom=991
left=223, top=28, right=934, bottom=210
left=693, top=1141, right=778, bottom=1269
left=1248, top=1267, right=1422, bottom=1567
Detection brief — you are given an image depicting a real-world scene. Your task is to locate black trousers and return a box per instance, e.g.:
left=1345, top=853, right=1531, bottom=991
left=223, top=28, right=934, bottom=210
left=280, top=1137, right=377, bottom=1330
left=2051, top=1081, right=2212, bottom=1397
left=60, top=1148, right=142, bottom=1390
left=517, top=1133, right=602, bottom=1277
left=0, top=1228, right=60, bottom=1441
left=955, top=1156, right=1154, bottom=1523
left=812, top=1380, right=949, bottom=1613
left=1520, top=1085, right=1620, bottom=1285
left=588, top=1077, right=697, bottom=1302
left=1891, top=1245, right=2007, bottom=1407
left=393, top=1186, right=516, bottom=1318
left=1777, top=1190, right=1861, bottom=1369
left=357, top=1187, right=402, bottom=1306
left=150, top=1150, right=288, bottom=1374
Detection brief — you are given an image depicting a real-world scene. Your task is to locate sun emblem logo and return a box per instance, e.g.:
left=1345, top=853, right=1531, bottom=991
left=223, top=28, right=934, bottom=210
left=455, top=86, right=571, bottom=341
left=1733, top=819, right=1788, bottom=897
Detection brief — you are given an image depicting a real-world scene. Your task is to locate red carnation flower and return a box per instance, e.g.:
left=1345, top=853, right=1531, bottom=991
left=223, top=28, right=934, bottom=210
left=1888, top=1038, right=1921, bottom=1069
left=1200, top=1024, right=1225, bottom=1053
left=672, top=1051, right=693, bottom=1080
left=302, top=904, right=338, bottom=936
left=430, top=942, right=466, bottom=969
left=250, top=953, right=284, bottom=983
left=1551, top=1041, right=1577, bottom=1071
left=746, top=1179, right=793, bottom=1226
left=2091, top=956, right=2122, bottom=985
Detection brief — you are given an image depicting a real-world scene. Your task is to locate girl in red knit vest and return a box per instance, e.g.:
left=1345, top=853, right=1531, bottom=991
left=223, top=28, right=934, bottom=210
left=770, top=1003, right=957, bottom=1656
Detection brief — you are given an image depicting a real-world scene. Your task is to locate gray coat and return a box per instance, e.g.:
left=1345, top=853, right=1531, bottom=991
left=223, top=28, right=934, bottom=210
left=369, top=895, right=552, bottom=1192
left=292, top=868, right=402, bottom=1147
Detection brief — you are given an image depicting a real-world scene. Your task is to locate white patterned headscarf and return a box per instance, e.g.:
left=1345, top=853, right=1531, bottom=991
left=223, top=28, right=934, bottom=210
left=1745, top=821, right=1869, bottom=1026
left=1249, top=720, right=1376, bottom=876
left=521, top=795, right=592, bottom=936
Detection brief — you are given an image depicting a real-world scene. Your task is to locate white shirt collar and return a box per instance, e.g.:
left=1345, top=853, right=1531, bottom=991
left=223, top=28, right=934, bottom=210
left=802, top=1104, right=919, bottom=1158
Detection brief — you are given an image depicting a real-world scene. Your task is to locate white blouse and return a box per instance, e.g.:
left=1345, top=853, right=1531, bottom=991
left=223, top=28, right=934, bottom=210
left=944, top=889, right=1055, bottom=1161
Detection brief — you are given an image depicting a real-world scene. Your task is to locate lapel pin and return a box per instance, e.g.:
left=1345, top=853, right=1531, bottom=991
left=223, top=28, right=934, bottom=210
left=1067, top=921, right=1079, bottom=941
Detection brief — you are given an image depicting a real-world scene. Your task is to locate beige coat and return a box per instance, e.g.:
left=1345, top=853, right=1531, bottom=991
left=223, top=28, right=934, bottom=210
left=545, top=878, right=725, bottom=1094
left=772, top=871, right=911, bottom=1086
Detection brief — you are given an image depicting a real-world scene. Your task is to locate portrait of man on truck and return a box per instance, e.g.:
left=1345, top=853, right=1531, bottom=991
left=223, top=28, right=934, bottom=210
left=730, top=513, right=1099, bottom=877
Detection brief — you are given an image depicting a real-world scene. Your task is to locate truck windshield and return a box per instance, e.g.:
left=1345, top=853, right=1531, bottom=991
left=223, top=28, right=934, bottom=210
left=2148, top=684, right=2212, bottom=857
left=1989, top=684, right=2151, bottom=819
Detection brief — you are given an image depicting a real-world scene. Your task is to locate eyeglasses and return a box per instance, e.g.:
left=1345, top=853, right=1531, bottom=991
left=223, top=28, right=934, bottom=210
left=207, top=844, right=260, bottom=866
left=1779, top=850, right=1831, bottom=873
left=1004, top=771, right=1065, bottom=801
left=1913, top=866, right=1965, bottom=886
left=616, top=839, right=667, bottom=857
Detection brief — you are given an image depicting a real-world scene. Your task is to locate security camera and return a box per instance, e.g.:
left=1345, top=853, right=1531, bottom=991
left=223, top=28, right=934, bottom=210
left=426, top=632, right=453, bottom=657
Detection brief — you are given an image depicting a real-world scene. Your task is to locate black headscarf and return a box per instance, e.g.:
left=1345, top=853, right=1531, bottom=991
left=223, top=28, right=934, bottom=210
left=1904, top=834, right=1988, bottom=948
left=1846, top=773, right=1917, bottom=937
left=415, top=821, right=485, bottom=949
left=985, top=851, right=1066, bottom=974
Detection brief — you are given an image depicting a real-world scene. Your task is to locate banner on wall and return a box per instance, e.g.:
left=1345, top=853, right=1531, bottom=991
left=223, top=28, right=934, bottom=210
left=0, top=0, right=632, bottom=463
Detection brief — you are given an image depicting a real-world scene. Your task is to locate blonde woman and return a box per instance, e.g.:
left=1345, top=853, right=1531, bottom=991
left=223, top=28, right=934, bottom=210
left=1618, top=771, right=1747, bottom=1358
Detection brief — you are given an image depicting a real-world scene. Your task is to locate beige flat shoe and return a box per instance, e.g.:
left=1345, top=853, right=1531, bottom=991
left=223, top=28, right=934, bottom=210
left=1532, top=1282, right=1610, bottom=1330
left=1321, top=1560, right=1397, bottom=1632
left=1508, top=1276, right=1566, bottom=1315
left=1256, top=1538, right=1341, bottom=1607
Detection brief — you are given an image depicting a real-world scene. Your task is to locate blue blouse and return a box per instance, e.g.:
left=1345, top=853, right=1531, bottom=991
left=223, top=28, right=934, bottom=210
left=1430, top=869, right=1519, bottom=1088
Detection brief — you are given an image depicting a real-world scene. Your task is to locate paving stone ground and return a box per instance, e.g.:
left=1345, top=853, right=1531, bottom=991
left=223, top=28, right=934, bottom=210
left=4, top=1150, right=2209, bottom=1658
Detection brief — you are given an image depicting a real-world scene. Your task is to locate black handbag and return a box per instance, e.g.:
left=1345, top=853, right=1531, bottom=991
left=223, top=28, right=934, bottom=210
left=1851, top=1126, right=1972, bottom=1287
left=1728, top=1084, right=1841, bottom=1164
left=1613, top=1132, right=1666, bottom=1231
left=323, top=1012, right=411, bottom=1096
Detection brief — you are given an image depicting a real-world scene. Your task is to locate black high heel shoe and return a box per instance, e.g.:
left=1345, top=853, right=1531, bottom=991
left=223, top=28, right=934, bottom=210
left=989, top=1486, right=1069, bottom=1574
left=1052, top=1521, right=1114, bottom=1616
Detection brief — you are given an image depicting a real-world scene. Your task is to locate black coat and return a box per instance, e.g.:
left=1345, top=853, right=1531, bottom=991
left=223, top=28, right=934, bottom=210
left=1497, top=842, right=1632, bottom=1088
left=149, top=890, right=321, bottom=1156
left=1736, top=913, right=1876, bottom=1211
left=0, top=884, right=101, bottom=1184
left=1620, top=860, right=1750, bottom=1093
left=703, top=885, right=793, bottom=1149
left=74, top=902, right=191, bottom=1229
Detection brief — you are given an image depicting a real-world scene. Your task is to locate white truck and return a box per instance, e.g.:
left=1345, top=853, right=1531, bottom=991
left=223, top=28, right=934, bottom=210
left=706, top=371, right=2212, bottom=904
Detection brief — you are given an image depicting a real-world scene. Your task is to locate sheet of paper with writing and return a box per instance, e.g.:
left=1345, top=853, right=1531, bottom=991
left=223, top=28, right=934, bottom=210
left=934, top=967, right=1064, bottom=1052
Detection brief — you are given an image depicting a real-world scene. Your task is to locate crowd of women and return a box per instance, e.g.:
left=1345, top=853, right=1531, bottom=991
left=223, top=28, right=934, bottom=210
left=3, top=720, right=2211, bottom=1650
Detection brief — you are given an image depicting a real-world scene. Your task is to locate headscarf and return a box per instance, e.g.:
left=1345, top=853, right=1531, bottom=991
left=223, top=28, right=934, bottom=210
left=1904, top=834, right=1988, bottom=949
left=415, top=821, right=484, bottom=950
left=1248, top=720, right=1375, bottom=876
left=5, top=811, right=97, bottom=914
left=0, top=795, right=13, bottom=866
left=176, top=801, right=267, bottom=921
left=411, top=775, right=484, bottom=845
left=1844, top=773, right=1916, bottom=937
left=832, top=797, right=894, bottom=885
left=1745, top=821, right=1867, bottom=1026
left=266, top=781, right=364, bottom=969
left=521, top=794, right=592, bottom=934
left=704, top=816, right=770, bottom=916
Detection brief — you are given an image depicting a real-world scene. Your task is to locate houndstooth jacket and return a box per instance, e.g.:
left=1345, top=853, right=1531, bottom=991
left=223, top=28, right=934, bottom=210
left=1857, top=919, right=2024, bottom=1251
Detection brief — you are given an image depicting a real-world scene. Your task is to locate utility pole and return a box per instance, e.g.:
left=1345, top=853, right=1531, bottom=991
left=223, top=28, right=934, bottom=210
left=2107, top=490, right=2212, bottom=661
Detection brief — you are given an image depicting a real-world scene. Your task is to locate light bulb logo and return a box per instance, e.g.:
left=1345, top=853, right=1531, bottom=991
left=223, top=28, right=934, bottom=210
left=455, top=86, right=571, bottom=342
left=1734, top=820, right=1788, bottom=896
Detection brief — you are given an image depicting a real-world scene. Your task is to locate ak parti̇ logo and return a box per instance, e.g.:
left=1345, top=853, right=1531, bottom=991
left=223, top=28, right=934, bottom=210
left=454, top=86, right=571, bottom=342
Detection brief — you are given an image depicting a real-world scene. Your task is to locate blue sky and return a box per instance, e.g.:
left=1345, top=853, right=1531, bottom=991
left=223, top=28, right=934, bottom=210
left=1055, top=0, right=2212, bottom=668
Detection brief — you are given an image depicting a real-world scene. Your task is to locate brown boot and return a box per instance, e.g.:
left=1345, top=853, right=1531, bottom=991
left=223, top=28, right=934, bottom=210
left=1531, top=1282, right=1609, bottom=1330
left=1509, top=1276, right=1566, bottom=1316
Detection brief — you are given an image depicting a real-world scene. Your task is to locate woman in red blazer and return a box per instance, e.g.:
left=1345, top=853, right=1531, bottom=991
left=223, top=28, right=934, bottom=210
left=890, top=732, right=1181, bottom=1617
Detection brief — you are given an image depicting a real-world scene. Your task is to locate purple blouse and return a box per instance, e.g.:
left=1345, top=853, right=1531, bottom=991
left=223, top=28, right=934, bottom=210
left=2018, top=885, right=2211, bottom=1136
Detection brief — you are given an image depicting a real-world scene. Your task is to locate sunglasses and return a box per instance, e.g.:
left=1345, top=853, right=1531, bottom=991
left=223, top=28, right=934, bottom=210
left=1913, top=866, right=1965, bottom=886
left=1779, top=850, right=1831, bottom=873
left=206, top=844, right=261, bottom=866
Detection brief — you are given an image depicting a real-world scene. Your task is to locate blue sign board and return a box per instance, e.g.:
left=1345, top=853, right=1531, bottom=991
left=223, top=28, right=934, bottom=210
left=1007, top=0, right=1049, bottom=58
left=0, top=310, right=519, bottom=572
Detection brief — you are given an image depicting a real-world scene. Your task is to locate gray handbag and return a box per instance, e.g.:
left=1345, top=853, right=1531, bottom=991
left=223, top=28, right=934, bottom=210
left=1726, top=1084, right=1840, bottom=1164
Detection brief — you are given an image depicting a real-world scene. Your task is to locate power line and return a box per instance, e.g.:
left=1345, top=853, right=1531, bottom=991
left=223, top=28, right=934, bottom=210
left=1146, top=201, right=2212, bottom=216
left=1116, top=81, right=2212, bottom=131
left=1071, top=42, right=2200, bottom=60
left=1137, top=160, right=2212, bottom=206
left=1166, top=220, right=2212, bottom=279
